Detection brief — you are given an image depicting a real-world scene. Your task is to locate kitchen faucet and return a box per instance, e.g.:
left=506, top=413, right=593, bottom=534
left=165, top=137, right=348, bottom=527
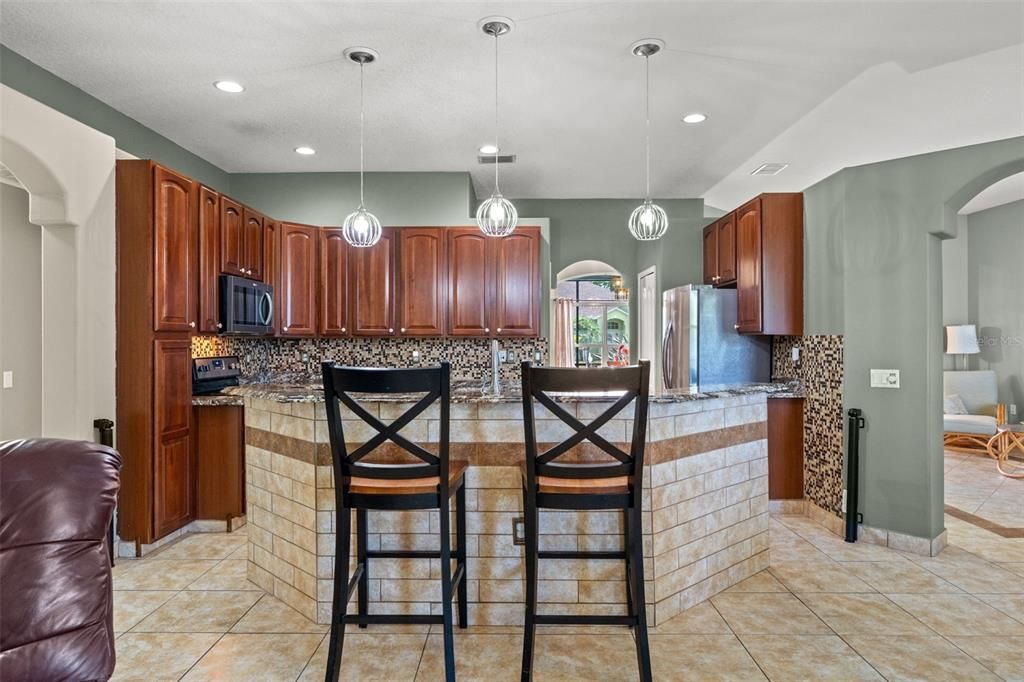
left=490, top=339, right=501, bottom=395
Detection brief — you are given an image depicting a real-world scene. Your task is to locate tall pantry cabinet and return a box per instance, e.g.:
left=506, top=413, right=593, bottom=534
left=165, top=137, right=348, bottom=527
left=116, top=160, right=198, bottom=545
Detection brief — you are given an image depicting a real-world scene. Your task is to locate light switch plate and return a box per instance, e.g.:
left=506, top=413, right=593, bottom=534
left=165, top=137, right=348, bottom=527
left=2, top=371, right=12, bottom=389
left=791, top=347, right=801, bottom=363
left=498, top=350, right=508, bottom=363
left=870, top=369, right=900, bottom=388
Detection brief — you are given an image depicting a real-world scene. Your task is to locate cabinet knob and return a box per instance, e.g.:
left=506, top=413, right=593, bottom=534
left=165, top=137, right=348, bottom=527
left=283, top=325, right=289, bottom=332
left=497, top=328, right=502, bottom=333
left=388, top=328, right=394, bottom=334
left=216, top=322, right=222, bottom=329
left=400, top=327, right=406, bottom=333
left=341, top=327, right=346, bottom=333
left=734, top=324, right=740, bottom=330
left=484, top=327, right=490, bottom=333
left=189, top=321, right=196, bottom=328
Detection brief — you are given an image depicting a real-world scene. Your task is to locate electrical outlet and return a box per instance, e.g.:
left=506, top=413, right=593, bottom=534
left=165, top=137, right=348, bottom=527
left=498, top=349, right=508, bottom=363
left=841, top=489, right=847, bottom=513
left=301, top=352, right=309, bottom=362
left=512, top=517, right=526, bottom=545
left=869, top=369, right=900, bottom=388
left=534, top=351, right=543, bottom=365
left=791, top=347, right=801, bottom=363
left=412, top=349, right=421, bottom=362
left=2, top=371, right=12, bottom=389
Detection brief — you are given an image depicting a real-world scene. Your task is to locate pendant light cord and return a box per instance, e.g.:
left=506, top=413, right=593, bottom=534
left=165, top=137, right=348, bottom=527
left=493, top=30, right=500, bottom=194
left=644, top=54, right=651, bottom=201
left=359, top=60, right=366, bottom=207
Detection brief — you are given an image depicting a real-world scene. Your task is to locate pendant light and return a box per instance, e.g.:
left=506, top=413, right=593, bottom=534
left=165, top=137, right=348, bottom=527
left=341, top=47, right=382, bottom=248
left=476, top=17, right=518, bottom=237
left=627, top=39, right=668, bottom=241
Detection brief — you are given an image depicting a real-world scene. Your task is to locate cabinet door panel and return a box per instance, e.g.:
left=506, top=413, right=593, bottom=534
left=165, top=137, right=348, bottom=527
left=703, top=222, right=719, bottom=285
left=278, top=222, right=318, bottom=337
left=220, top=197, right=245, bottom=276
left=494, top=227, right=540, bottom=337
left=153, top=338, right=193, bottom=538
left=398, top=228, right=446, bottom=336
left=197, top=186, right=220, bottom=332
left=319, top=229, right=349, bottom=336
left=735, top=198, right=763, bottom=334
left=718, top=212, right=737, bottom=284
left=349, top=228, right=396, bottom=336
left=447, top=228, right=492, bottom=336
left=153, top=165, right=194, bottom=332
left=263, top=219, right=278, bottom=335
left=243, top=208, right=264, bottom=280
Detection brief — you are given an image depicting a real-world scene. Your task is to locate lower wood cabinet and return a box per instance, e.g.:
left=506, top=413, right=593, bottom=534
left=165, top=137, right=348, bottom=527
left=350, top=227, right=397, bottom=336
left=193, top=406, right=245, bottom=522
left=152, top=338, right=194, bottom=538
left=768, top=397, right=805, bottom=500
left=278, top=222, right=318, bottom=337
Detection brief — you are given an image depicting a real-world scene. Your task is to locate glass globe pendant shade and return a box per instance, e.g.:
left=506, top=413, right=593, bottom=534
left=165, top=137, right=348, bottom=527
left=476, top=193, right=518, bottom=237
left=628, top=200, right=668, bottom=241
left=342, top=206, right=382, bottom=247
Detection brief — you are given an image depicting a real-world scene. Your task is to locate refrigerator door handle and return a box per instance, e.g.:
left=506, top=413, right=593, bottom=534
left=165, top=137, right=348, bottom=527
left=662, top=321, right=674, bottom=389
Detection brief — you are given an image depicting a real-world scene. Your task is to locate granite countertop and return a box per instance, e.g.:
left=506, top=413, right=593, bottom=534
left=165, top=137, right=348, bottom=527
left=216, top=378, right=802, bottom=405
left=191, top=394, right=246, bottom=407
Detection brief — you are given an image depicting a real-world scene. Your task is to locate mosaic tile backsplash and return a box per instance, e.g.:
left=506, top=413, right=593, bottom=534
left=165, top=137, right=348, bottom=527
left=191, top=336, right=549, bottom=386
left=772, top=334, right=845, bottom=518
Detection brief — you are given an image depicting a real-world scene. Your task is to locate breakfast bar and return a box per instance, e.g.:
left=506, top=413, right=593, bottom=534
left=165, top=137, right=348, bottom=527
left=234, top=381, right=781, bottom=626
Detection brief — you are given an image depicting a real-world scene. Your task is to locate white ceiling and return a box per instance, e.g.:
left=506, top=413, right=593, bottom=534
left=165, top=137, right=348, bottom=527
left=959, top=171, right=1024, bottom=214
left=1, top=1, right=1021, bottom=199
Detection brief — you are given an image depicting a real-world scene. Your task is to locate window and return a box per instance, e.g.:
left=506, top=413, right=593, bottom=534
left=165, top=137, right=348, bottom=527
left=556, top=277, right=630, bottom=367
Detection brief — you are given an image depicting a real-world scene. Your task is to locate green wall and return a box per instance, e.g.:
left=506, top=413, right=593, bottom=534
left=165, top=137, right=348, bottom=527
left=804, top=136, right=1024, bottom=540
left=966, top=199, right=1024, bottom=412
left=0, top=45, right=230, bottom=190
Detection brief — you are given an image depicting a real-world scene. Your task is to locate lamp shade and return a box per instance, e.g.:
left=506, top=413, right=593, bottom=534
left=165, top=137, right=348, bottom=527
left=946, top=324, right=980, bottom=354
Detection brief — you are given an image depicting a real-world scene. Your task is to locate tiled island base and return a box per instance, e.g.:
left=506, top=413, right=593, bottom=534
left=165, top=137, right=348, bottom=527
left=239, top=389, right=773, bottom=626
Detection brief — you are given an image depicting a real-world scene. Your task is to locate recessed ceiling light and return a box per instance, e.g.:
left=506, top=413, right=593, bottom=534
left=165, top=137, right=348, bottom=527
left=751, top=162, right=789, bottom=176
left=682, top=112, right=707, bottom=124
left=294, top=146, right=316, bottom=156
left=213, top=80, right=245, bottom=93
left=478, top=143, right=500, bottom=155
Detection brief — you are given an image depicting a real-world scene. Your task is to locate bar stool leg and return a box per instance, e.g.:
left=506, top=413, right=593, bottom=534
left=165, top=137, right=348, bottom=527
left=456, top=483, right=468, bottom=628
left=439, top=497, right=457, bottom=682
left=356, top=509, right=369, bottom=628
left=623, top=509, right=634, bottom=627
left=520, top=492, right=539, bottom=682
left=325, top=506, right=352, bottom=682
left=627, top=506, right=652, bottom=682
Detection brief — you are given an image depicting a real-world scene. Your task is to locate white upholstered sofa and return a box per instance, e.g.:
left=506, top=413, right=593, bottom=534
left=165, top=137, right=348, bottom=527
left=943, top=370, right=1006, bottom=451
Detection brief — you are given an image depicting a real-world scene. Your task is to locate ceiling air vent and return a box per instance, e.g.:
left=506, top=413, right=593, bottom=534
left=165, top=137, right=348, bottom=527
left=478, top=154, right=517, bottom=165
left=750, top=162, right=789, bottom=176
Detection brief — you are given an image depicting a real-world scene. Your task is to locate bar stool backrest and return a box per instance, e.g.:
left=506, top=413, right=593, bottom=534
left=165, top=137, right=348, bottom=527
left=520, top=360, right=651, bottom=487
left=321, top=362, right=451, bottom=495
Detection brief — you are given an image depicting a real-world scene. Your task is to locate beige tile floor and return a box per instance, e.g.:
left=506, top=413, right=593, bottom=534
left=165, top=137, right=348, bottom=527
left=110, top=452, right=1023, bottom=681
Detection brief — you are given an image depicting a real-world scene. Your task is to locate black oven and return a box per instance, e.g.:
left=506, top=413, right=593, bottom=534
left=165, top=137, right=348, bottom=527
left=219, top=274, right=273, bottom=335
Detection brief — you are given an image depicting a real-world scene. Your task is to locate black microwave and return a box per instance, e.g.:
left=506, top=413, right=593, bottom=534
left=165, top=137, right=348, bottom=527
left=220, top=274, right=273, bottom=335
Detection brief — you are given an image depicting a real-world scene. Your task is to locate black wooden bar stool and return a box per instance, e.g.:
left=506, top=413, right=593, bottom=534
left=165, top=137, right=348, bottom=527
left=519, top=360, right=652, bottom=682
left=321, top=362, right=468, bottom=682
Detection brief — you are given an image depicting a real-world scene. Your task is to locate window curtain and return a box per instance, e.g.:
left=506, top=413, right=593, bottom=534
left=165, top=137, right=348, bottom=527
left=553, top=298, right=575, bottom=367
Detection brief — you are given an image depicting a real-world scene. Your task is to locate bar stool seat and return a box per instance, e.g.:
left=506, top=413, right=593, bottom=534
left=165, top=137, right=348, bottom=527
left=518, top=462, right=629, bottom=495
left=350, top=460, right=469, bottom=495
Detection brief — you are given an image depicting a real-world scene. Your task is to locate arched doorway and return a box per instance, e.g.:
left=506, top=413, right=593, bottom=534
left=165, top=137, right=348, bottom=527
left=554, top=260, right=631, bottom=368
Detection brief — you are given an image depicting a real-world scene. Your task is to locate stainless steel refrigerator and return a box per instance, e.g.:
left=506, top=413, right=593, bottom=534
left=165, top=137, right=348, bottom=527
left=661, top=284, right=771, bottom=392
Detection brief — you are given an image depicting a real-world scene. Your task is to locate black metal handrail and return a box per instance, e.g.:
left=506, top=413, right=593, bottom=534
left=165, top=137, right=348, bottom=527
left=845, top=408, right=865, bottom=543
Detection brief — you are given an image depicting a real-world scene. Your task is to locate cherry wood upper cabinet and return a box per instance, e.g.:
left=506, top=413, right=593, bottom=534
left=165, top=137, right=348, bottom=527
left=734, top=193, right=803, bottom=335
left=153, top=165, right=195, bottom=332
left=493, top=226, right=540, bottom=337
left=702, top=221, right=719, bottom=285
left=263, top=219, right=278, bottom=335
left=197, top=186, right=220, bottom=333
left=319, top=228, right=349, bottom=336
left=717, top=212, right=737, bottom=285
left=278, top=222, right=318, bottom=337
left=349, top=227, right=396, bottom=336
left=447, top=228, right=493, bottom=336
left=153, top=338, right=194, bottom=538
left=735, top=198, right=763, bottom=333
left=219, top=197, right=245, bottom=277
left=398, top=228, right=447, bottom=336
left=243, top=208, right=265, bottom=281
